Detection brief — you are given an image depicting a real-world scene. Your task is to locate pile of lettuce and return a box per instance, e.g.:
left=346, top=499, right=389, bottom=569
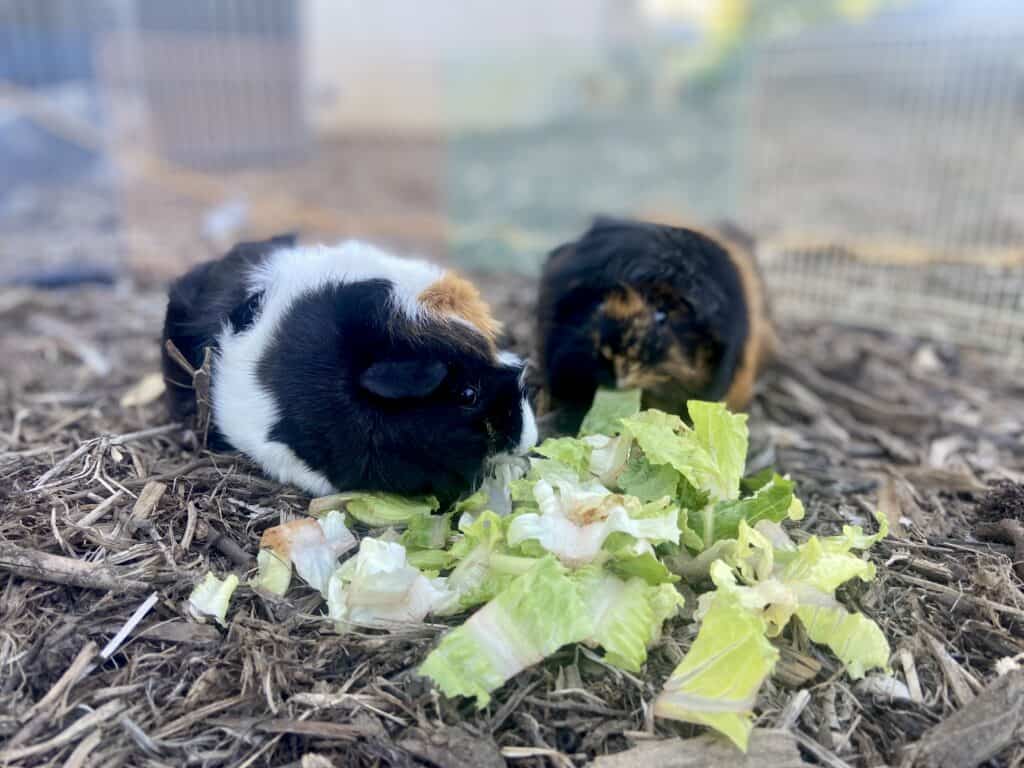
left=191, top=390, right=890, bottom=751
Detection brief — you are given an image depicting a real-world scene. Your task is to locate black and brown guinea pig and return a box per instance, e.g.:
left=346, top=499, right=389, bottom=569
left=162, top=235, right=537, bottom=503
left=536, top=216, right=775, bottom=431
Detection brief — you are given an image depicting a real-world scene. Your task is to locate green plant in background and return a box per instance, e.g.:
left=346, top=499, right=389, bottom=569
left=658, top=0, right=911, bottom=93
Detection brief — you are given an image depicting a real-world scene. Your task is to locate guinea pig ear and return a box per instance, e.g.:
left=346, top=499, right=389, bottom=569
left=359, top=359, right=448, bottom=399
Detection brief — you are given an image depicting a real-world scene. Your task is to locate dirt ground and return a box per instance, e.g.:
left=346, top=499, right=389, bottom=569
left=1, top=270, right=1023, bottom=767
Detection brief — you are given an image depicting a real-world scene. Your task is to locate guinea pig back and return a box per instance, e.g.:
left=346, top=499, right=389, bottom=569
left=162, top=237, right=536, bottom=502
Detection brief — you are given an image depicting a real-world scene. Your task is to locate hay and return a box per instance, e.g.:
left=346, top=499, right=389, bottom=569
left=1, top=279, right=1023, bottom=768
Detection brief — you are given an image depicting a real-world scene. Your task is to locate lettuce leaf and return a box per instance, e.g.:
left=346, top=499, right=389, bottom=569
left=310, top=492, right=439, bottom=527
left=326, top=538, right=450, bottom=628
left=654, top=589, right=779, bottom=751
left=575, top=567, right=685, bottom=671
left=622, top=409, right=743, bottom=506
left=580, top=388, right=643, bottom=437
left=188, top=572, right=240, bottom=626
left=583, top=433, right=633, bottom=487
left=258, top=511, right=357, bottom=596
left=534, top=437, right=592, bottom=476
left=690, top=474, right=803, bottom=550
left=435, top=511, right=539, bottom=615
left=507, top=478, right=680, bottom=566
left=401, top=511, right=452, bottom=551
left=617, top=453, right=680, bottom=502
left=419, top=557, right=592, bottom=707
left=252, top=549, right=291, bottom=596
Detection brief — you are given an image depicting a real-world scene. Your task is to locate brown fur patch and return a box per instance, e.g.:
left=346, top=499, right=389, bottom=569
left=715, top=227, right=775, bottom=411
left=634, top=211, right=777, bottom=411
left=419, top=271, right=502, bottom=350
left=601, top=286, right=648, bottom=321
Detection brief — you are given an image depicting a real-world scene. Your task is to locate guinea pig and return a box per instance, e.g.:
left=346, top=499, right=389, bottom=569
left=536, top=216, right=775, bottom=431
left=162, top=235, right=537, bottom=503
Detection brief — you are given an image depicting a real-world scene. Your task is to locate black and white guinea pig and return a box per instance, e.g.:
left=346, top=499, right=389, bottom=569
left=162, top=235, right=537, bottom=503
left=536, top=216, right=775, bottom=431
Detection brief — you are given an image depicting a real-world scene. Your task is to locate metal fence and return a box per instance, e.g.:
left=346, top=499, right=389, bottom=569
left=748, top=27, right=1024, bottom=361
left=0, top=0, right=1022, bottom=361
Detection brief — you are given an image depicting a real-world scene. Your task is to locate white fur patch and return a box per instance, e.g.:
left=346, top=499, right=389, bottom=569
left=497, top=351, right=537, bottom=456
left=517, top=398, right=538, bottom=456
left=212, top=240, right=442, bottom=496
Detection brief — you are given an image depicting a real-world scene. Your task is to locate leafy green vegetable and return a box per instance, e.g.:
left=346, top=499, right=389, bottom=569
left=687, top=400, right=749, bottom=501
left=436, top=511, right=539, bottom=615
left=258, top=511, right=357, bottom=596
left=188, top=572, right=240, bottom=626
left=583, top=433, right=633, bottom=486
left=419, top=557, right=592, bottom=706
left=689, top=473, right=803, bottom=549
left=401, top=511, right=452, bottom=551
left=327, top=538, right=450, bottom=629
left=534, top=437, right=592, bottom=476
left=346, top=493, right=440, bottom=527
left=507, top=478, right=680, bottom=566
left=622, top=402, right=748, bottom=506
left=576, top=568, right=684, bottom=672
left=607, top=549, right=679, bottom=586
left=252, top=549, right=291, bottom=596
left=579, top=388, right=643, bottom=436
left=618, top=453, right=680, bottom=502
left=654, top=589, right=779, bottom=751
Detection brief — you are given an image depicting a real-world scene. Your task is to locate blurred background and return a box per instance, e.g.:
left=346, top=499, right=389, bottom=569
left=1, top=0, right=1022, bottom=363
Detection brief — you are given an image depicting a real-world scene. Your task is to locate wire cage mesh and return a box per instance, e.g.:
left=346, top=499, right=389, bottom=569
left=747, top=19, right=1024, bottom=363
left=0, top=0, right=1022, bottom=363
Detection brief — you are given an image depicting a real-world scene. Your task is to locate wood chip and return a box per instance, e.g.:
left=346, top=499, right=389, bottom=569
left=119, top=372, right=167, bottom=408
left=0, top=543, right=150, bottom=592
left=592, top=729, right=810, bottom=767
left=903, top=670, right=1024, bottom=768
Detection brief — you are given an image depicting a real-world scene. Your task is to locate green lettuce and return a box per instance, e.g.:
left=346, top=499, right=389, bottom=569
left=401, top=511, right=452, bottom=551
left=188, top=572, right=240, bottom=626
left=419, top=557, right=592, bottom=706
left=579, top=388, right=643, bottom=436
left=326, top=538, right=450, bottom=629
left=689, top=473, right=804, bottom=550
left=622, top=406, right=745, bottom=506
left=534, top=437, right=592, bottom=476
left=507, top=477, right=680, bottom=566
left=310, top=492, right=439, bottom=527
left=654, top=588, right=779, bottom=751
left=576, top=567, right=684, bottom=671
left=435, top=511, right=540, bottom=615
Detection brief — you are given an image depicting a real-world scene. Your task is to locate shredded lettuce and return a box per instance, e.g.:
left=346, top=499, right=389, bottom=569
left=507, top=478, right=680, bottom=566
left=534, top=437, right=593, bottom=476
left=188, top=572, right=240, bottom=626
left=579, top=388, right=642, bottom=436
left=401, top=511, right=452, bottom=551
left=690, top=473, right=803, bottom=550
left=575, top=567, right=684, bottom=671
left=617, top=453, right=680, bottom=502
left=253, top=549, right=291, bottom=596
left=258, top=511, right=357, bottom=596
left=327, top=538, right=449, bottom=629
left=583, top=433, right=633, bottom=487
left=655, top=588, right=779, bottom=751
left=419, top=557, right=592, bottom=707
left=435, top=511, right=540, bottom=615
left=309, top=492, right=439, bottom=527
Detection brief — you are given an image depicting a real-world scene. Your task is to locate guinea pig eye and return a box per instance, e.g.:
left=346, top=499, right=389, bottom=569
left=653, top=310, right=668, bottom=325
left=457, top=385, right=479, bottom=407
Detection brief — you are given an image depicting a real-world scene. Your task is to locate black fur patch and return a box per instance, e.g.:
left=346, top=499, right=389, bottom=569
left=161, top=234, right=295, bottom=448
left=537, top=217, right=750, bottom=429
left=258, top=281, right=525, bottom=504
